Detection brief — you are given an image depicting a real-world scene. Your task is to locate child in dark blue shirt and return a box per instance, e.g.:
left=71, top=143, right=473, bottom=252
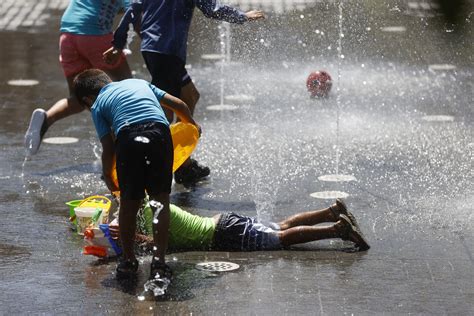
left=104, top=0, right=265, bottom=185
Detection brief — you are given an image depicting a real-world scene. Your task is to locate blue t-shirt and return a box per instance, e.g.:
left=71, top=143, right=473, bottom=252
left=60, top=0, right=130, bottom=35
left=113, top=0, right=247, bottom=62
left=91, top=79, right=169, bottom=139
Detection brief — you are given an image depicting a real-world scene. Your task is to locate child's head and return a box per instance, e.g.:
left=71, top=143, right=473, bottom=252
left=73, top=69, right=112, bottom=108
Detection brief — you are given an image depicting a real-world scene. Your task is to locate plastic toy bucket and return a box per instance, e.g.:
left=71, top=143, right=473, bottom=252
left=66, top=199, right=82, bottom=229
left=77, top=196, right=111, bottom=224
left=75, top=207, right=103, bottom=235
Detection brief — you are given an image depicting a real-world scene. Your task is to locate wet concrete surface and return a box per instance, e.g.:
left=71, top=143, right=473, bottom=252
left=0, top=0, right=473, bottom=314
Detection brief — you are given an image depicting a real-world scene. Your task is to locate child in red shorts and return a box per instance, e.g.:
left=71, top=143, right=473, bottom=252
left=25, top=0, right=133, bottom=155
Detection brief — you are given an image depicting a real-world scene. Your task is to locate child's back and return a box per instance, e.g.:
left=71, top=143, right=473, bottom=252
left=91, top=79, right=169, bottom=140
left=61, top=0, right=130, bottom=35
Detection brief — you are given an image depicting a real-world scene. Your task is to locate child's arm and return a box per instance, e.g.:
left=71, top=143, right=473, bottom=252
left=148, top=83, right=201, bottom=133
left=100, top=134, right=120, bottom=193
left=104, top=1, right=143, bottom=65
left=196, top=0, right=265, bottom=23
left=160, top=94, right=202, bottom=134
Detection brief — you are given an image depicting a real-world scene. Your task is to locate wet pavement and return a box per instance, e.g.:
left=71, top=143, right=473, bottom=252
left=0, top=0, right=473, bottom=314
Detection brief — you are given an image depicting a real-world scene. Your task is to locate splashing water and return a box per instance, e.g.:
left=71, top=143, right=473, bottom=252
left=140, top=277, right=171, bottom=298
left=122, top=23, right=136, bottom=55
left=21, top=155, right=28, bottom=193
left=335, top=0, right=344, bottom=176
left=218, top=22, right=228, bottom=107
left=134, top=136, right=150, bottom=143
left=150, top=200, right=163, bottom=224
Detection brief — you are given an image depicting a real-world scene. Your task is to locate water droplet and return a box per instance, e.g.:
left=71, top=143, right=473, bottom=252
left=150, top=200, right=163, bottom=224
left=134, top=136, right=150, bottom=143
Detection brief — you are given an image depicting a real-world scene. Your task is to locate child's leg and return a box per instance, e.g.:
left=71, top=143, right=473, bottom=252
left=148, top=193, right=170, bottom=263
left=78, top=33, right=132, bottom=82
left=118, top=199, right=142, bottom=261
left=278, top=224, right=339, bottom=246
left=176, top=80, right=200, bottom=169
left=179, top=80, right=200, bottom=115
left=277, top=203, right=339, bottom=230
left=45, top=76, right=84, bottom=127
left=142, top=52, right=182, bottom=123
left=279, top=218, right=369, bottom=250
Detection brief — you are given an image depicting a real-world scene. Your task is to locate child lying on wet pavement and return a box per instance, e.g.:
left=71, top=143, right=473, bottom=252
left=108, top=199, right=370, bottom=256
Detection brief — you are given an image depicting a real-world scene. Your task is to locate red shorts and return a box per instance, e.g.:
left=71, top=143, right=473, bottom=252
left=59, top=33, right=126, bottom=77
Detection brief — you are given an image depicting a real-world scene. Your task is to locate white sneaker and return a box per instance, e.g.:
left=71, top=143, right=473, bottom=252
left=24, top=108, right=47, bottom=155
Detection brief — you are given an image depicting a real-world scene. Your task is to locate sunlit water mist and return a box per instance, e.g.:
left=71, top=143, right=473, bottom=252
left=206, top=22, right=233, bottom=111
left=334, top=0, right=344, bottom=176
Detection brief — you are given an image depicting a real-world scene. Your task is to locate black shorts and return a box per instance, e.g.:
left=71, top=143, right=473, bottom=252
left=212, top=212, right=281, bottom=251
left=115, top=122, right=173, bottom=200
left=142, top=51, right=192, bottom=98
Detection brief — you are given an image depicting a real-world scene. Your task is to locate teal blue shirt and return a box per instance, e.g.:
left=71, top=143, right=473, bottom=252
left=60, top=0, right=130, bottom=35
left=91, top=79, right=169, bottom=139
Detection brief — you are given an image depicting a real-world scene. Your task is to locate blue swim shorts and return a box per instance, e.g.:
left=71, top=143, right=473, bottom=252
left=212, top=212, right=281, bottom=251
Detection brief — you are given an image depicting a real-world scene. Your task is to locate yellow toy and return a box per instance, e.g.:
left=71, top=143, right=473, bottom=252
left=170, top=122, right=200, bottom=171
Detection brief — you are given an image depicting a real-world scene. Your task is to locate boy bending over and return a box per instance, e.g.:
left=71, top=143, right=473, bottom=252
left=73, top=69, right=199, bottom=279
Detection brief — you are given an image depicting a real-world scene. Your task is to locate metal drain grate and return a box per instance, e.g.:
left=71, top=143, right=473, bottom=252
left=195, top=261, right=240, bottom=272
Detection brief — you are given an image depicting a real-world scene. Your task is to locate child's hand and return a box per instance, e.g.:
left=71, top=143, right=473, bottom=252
left=109, top=223, right=120, bottom=239
left=195, top=123, right=202, bottom=137
left=103, top=174, right=120, bottom=193
left=245, top=10, right=265, bottom=21
left=103, top=47, right=121, bottom=65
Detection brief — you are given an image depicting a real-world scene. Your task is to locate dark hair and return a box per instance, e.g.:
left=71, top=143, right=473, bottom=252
left=73, top=69, right=112, bottom=106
